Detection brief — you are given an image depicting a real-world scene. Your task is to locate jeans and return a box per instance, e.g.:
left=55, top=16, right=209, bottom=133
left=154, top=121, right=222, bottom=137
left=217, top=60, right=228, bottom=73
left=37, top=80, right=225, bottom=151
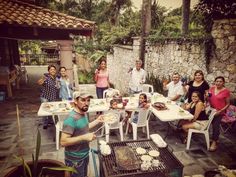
left=96, top=87, right=108, bottom=99
left=211, top=114, right=223, bottom=141
left=65, top=156, right=89, bottom=177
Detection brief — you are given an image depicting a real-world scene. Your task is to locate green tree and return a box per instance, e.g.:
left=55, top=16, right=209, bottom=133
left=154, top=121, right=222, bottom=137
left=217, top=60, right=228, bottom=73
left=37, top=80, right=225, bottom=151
left=151, top=0, right=166, bottom=29
left=195, top=0, right=236, bottom=33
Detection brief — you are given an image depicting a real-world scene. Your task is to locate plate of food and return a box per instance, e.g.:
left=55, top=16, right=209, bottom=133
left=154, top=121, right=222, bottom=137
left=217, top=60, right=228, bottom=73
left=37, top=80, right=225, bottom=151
left=103, top=113, right=118, bottom=124
left=152, top=102, right=168, bottom=111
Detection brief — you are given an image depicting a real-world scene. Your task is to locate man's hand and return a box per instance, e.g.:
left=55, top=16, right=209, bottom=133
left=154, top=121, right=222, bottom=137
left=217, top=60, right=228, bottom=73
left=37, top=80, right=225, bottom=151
left=83, top=133, right=96, bottom=142
left=96, top=115, right=104, bottom=123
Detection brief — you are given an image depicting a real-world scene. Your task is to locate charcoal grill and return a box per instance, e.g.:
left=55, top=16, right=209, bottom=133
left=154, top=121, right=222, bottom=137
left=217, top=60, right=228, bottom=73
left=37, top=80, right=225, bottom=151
left=99, top=140, right=183, bottom=177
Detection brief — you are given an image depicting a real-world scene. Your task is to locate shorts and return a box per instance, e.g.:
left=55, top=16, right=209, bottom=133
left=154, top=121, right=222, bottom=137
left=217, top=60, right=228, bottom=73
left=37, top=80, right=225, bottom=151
left=193, top=120, right=208, bottom=130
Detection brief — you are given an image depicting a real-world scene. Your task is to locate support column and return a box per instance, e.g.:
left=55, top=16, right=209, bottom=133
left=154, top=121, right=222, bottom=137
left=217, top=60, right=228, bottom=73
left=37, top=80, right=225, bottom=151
left=57, top=40, right=74, bottom=85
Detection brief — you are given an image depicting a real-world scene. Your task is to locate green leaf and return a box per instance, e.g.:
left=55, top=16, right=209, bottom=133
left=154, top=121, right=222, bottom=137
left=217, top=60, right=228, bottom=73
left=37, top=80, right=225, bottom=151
left=14, top=155, right=32, bottom=177
left=39, top=166, right=77, bottom=176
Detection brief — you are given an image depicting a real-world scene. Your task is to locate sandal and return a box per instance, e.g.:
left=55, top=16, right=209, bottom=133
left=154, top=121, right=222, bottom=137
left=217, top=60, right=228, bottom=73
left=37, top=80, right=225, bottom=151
left=182, top=138, right=187, bottom=144
left=209, top=141, right=217, bottom=152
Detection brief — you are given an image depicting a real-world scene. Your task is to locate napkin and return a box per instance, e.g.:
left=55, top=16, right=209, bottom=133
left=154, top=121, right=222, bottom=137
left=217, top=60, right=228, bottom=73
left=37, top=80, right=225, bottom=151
left=150, top=134, right=167, bottom=148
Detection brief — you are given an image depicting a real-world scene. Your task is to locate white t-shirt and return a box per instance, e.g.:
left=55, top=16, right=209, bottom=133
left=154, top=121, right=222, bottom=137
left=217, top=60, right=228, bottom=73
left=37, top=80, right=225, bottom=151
left=166, top=81, right=184, bottom=101
left=129, top=68, right=146, bottom=92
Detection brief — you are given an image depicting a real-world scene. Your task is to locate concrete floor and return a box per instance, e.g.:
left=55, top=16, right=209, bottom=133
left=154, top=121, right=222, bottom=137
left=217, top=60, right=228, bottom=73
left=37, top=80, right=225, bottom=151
left=0, top=83, right=236, bottom=177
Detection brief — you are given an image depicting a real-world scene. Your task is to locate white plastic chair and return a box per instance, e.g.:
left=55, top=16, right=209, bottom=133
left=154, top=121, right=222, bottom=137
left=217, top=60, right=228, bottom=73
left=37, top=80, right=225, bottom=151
left=52, top=113, right=69, bottom=150
left=125, top=108, right=150, bottom=140
left=103, top=88, right=120, bottom=98
left=103, top=110, right=124, bottom=142
left=142, top=84, right=154, bottom=94
left=186, top=107, right=217, bottom=150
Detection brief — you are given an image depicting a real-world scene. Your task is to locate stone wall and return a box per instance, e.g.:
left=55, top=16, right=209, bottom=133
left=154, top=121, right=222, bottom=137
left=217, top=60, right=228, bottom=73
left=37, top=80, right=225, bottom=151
left=207, top=19, right=236, bottom=94
left=107, top=19, right=236, bottom=96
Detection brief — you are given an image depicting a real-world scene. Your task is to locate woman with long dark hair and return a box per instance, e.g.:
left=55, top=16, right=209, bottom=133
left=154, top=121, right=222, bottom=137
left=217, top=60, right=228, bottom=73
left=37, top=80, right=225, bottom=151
left=208, top=76, right=230, bottom=151
left=185, top=70, right=209, bottom=103
left=94, top=58, right=110, bottom=99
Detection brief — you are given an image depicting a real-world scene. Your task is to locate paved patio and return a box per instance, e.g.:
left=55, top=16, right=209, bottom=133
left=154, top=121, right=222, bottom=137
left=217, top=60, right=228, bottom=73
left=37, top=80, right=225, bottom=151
left=0, top=83, right=236, bottom=177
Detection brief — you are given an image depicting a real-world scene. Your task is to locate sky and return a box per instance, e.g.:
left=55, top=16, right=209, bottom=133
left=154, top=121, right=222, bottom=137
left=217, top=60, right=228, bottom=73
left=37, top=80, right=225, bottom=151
left=132, top=0, right=199, bottom=11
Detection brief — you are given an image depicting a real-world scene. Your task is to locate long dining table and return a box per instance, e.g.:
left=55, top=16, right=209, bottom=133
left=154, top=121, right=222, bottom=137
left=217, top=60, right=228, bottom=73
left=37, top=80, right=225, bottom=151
left=37, top=93, right=193, bottom=139
left=37, top=97, right=139, bottom=117
left=37, top=93, right=193, bottom=121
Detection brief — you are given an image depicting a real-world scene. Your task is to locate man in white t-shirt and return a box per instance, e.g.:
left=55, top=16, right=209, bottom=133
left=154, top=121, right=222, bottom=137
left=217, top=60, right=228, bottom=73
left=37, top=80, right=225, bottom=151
left=128, top=60, right=146, bottom=94
left=164, top=72, right=184, bottom=102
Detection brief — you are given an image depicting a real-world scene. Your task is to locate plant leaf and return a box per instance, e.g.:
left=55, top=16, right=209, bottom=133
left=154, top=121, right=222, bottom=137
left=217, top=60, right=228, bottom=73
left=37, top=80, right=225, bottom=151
left=40, top=166, right=78, bottom=174
left=14, top=155, right=32, bottom=177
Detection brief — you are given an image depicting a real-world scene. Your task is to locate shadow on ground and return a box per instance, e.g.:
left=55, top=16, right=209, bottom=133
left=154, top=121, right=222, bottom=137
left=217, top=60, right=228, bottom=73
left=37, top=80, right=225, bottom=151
left=0, top=83, right=236, bottom=177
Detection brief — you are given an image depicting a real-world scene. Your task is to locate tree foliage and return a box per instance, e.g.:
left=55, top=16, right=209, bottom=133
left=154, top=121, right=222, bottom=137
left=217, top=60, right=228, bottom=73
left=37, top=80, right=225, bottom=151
left=194, top=0, right=236, bottom=33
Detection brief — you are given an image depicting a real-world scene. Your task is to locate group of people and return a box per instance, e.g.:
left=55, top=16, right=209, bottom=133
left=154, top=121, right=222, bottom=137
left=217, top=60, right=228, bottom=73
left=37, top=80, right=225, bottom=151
left=164, top=70, right=230, bottom=152
left=37, top=65, right=73, bottom=128
left=94, top=59, right=147, bottom=98
left=38, top=60, right=231, bottom=177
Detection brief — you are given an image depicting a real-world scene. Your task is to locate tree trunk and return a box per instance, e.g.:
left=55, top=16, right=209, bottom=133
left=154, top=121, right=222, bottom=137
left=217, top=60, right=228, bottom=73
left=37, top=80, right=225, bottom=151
left=140, top=0, right=151, bottom=67
left=181, top=0, right=190, bottom=36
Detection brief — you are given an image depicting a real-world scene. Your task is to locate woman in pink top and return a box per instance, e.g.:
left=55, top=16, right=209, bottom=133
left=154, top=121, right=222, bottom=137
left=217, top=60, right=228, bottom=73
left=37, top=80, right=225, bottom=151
left=94, top=58, right=110, bottom=98
left=208, top=76, right=230, bottom=151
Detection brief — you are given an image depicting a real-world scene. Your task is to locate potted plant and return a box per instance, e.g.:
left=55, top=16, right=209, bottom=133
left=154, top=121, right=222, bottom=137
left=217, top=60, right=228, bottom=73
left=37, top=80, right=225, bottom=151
left=4, top=130, right=77, bottom=177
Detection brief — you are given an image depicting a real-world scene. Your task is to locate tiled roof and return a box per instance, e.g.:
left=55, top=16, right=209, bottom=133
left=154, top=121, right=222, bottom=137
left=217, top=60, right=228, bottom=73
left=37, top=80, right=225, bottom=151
left=0, top=0, right=95, bottom=30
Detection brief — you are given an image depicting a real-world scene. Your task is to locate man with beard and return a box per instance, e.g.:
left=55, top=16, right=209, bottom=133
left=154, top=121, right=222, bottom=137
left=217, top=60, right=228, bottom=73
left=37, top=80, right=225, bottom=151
left=61, top=91, right=104, bottom=177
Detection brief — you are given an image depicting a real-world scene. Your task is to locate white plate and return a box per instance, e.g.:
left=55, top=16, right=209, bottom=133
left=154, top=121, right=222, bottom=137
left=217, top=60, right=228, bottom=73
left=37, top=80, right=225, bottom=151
left=141, top=155, right=153, bottom=161
left=149, top=150, right=160, bottom=157
left=136, top=147, right=146, bottom=155
left=103, top=113, right=117, bottom=124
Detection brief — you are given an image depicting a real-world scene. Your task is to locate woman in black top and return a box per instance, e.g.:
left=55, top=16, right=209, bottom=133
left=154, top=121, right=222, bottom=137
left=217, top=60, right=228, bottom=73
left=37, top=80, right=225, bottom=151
left=181, top=91, right=207, bottom=143
left=185, top=70, right=209, bottom=103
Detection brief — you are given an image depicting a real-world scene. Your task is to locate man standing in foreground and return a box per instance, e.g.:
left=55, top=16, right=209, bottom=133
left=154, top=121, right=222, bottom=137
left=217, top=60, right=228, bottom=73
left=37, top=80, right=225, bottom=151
left=163, top=72, right=184, bottom=102
left=61, top=92, right=103, bottom=177
left=128, top=60, right=146, bottom=94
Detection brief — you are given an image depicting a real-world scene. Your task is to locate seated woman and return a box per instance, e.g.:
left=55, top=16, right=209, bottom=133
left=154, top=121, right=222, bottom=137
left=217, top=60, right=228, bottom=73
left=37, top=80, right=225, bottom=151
left=181, top=91, right=207, bottom=143
left=132, top=93, right=150, bottom=123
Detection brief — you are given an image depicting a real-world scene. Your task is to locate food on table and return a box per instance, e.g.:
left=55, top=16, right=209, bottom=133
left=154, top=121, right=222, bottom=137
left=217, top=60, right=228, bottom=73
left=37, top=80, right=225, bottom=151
left=136, top=147, right=146, bottom=155
left=103, top=113, right=117, bottom=124
left=148, top=150, right=160, bottom=157
left=58, top=103, right=67, bottom=108
left=141, top=155, right=153, bottom=162
left=152, top=102, right=168, bottom=110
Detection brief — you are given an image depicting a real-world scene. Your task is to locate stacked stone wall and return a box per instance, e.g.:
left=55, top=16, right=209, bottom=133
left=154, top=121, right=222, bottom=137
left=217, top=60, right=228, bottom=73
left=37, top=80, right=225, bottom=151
left=107, top=19, right=236, bottom=96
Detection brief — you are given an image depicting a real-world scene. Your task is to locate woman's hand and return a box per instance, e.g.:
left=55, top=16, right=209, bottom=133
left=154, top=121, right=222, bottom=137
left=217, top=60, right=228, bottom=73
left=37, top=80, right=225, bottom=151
left=37, top=76, right=46, bottom=85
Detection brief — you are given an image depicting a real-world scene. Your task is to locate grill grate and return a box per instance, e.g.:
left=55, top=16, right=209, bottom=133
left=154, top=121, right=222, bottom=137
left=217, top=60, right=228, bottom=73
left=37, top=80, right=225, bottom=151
left=99, top=140, right=183, bottom=177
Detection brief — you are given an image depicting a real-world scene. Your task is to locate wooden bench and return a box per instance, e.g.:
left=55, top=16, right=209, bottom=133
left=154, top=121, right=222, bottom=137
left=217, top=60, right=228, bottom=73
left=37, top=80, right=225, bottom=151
left=0, top=67, right=20, bottom=98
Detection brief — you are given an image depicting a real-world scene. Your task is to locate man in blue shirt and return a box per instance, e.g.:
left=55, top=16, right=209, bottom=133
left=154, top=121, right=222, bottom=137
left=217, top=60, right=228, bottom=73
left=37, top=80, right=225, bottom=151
left=61, top=92, right=103, bottom=177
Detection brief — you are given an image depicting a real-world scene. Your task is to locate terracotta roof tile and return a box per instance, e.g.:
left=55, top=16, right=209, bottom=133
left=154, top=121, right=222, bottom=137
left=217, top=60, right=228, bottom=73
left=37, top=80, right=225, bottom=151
left=0, top=0, right=95, bottom=30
